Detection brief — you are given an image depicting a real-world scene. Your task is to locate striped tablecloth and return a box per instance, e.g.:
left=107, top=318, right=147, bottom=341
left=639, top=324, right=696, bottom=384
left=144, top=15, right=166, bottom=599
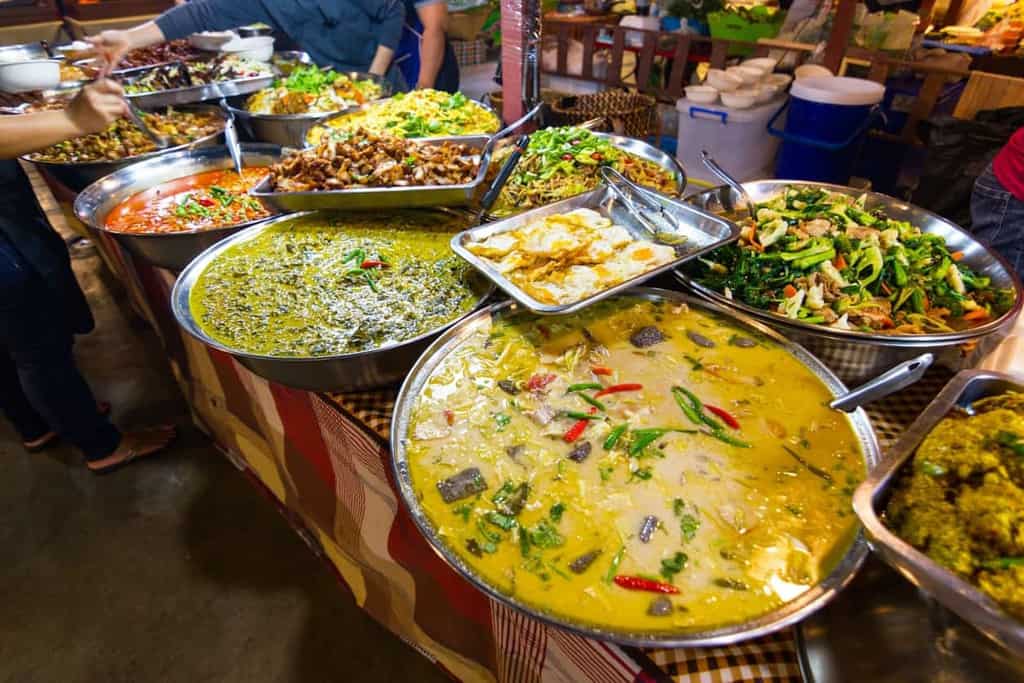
left=26, top=164, right=987, bottom=682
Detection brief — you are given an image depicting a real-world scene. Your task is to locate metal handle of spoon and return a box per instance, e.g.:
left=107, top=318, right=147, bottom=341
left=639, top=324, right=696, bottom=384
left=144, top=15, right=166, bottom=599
left=477, top=134, right=530, bottom=223
left=218, top=98, right=244, bottom=177
left=700, top=150, right=756, bottom=222
left=829, top=353, right=934, bottom=413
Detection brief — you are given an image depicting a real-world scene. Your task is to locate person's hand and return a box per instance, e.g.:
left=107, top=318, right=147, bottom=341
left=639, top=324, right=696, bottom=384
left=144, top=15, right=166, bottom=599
left=65, top=79, right=130, bottom=136
left=85, top=30, right=132, bottom=74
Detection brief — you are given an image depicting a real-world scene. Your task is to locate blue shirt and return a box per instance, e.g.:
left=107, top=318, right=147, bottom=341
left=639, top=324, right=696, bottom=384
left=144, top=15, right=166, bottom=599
left=156, top=0, right=405, bottom=73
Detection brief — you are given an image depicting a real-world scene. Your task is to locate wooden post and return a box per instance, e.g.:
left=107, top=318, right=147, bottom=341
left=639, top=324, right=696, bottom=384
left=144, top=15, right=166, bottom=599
left=823, top=0, right=857, bottom=74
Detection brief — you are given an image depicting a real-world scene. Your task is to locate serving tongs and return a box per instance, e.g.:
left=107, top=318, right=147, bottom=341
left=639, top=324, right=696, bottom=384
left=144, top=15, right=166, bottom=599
left=217, top=96, right=245, bottom=177
left=701, top=150, right=756, bottom=222
left=599, top=166, right=684, bottom=243
left=123, top=100, right=169, bottom=148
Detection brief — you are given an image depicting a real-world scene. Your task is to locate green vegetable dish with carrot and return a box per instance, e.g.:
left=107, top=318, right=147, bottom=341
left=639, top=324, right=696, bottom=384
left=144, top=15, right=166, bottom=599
left=886, top=392, right=1024, bottom=620
left=689, top=186, right=1015, bottom=335
left=404, top=295, right=865, bottom=632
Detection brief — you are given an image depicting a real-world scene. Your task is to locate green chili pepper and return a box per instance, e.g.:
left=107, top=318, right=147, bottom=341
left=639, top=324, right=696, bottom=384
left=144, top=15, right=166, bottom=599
left=604, top=545, right=625, bottom=583
left=672, top=387, right=703, bottom=425
left=604, top=424, right=628, bottom=450
left=707, top=428, right=752, bottom=449
left=563, top=411, right=604, bottom=421
left=567, top=382, right=603, bottom=393
left=578, top=393, right=607, bottom=411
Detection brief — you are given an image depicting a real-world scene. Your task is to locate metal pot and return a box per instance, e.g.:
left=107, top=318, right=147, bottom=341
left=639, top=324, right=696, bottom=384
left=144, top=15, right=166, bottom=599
left=73, top=144, right=283, bottom=272
left=225, top=72, right=392, bottom=147
left=170, top=211, right=494, bottom=392
left=390, top=288, right=890, bottom=647
left=22, top=104, right=227, bottom=193
left=676, top=180, right=1023, bottom=384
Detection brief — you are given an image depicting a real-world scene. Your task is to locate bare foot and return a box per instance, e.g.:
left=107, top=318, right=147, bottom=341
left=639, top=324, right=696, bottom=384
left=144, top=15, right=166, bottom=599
left=86, top=425, right=176, bottom=474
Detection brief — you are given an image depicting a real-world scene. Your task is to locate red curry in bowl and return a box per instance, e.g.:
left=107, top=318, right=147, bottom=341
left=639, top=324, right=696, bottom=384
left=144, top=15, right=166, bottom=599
left=105, top=167, right=274, bottom=234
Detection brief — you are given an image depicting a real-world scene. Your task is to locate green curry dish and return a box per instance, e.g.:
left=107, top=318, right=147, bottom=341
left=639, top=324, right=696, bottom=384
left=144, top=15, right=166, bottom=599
left=190, top=211, right=481, bottom=357
left=690, top=186, right=1015, bottom=335
left=886, top=392, right=1024, bottom=620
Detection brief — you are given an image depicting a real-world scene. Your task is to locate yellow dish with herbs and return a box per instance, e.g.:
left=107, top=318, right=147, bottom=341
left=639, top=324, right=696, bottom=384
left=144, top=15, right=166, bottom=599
left=402, top=295, right=866, bottom=633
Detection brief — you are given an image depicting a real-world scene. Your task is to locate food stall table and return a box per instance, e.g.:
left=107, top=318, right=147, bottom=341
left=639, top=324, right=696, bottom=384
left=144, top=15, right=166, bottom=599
left=25, top=164, right=1020, bottom=682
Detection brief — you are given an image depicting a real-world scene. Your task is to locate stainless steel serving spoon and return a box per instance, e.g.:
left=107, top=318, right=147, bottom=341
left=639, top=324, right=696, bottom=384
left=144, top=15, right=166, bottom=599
left=830, top=353, right=935, bottom=413
left=701, top=150, right=756, bottom=222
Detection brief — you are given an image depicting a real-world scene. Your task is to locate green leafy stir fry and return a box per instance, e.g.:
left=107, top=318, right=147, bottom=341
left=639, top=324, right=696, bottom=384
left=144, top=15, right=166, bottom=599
left=691, top=186, right=1015, bottom=334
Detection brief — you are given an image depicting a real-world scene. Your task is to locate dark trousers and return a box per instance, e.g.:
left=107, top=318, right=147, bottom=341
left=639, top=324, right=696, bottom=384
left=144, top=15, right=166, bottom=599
left=0, top=234, right=120, bottom=460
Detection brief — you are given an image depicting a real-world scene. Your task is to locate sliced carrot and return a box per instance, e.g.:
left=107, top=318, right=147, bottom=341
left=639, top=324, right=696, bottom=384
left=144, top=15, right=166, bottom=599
left=591, top=365, right=613, bottom=376
left=962, top=308, right=990, bottom=321
left=951, top=251, right=964, bottom=262
left=880, top=282, right=892, bottom=295
left=783, top=284, right=797, bottom=298
left=834, top=253, right=847, bottom=270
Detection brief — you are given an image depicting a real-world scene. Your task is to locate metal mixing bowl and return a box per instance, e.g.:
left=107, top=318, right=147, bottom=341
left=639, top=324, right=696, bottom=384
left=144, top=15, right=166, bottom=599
left=226, top=72, right=392, bottom=147
left=22, top=104, right=226, bottom=193
left=676, top=181, right=1023, bottom=384
left=74, top=144, right=283, bottom=271
left=170, top=210, right=494, bottom=391
left=390, top=288, right=882, bottom=647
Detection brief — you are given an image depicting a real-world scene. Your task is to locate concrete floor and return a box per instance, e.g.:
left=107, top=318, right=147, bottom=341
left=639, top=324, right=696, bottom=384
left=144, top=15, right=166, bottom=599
left=0, top=241, right=448, bottom=683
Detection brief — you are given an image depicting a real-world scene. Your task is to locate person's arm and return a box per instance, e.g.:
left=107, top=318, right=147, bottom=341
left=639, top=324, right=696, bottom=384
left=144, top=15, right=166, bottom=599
left=368, top=45, right=396, bottom=76
left=415, top=1, right=448, bottom=89
left=0, top=80, right=129, bottom=159
left=87, top=0, right=275, bottom=70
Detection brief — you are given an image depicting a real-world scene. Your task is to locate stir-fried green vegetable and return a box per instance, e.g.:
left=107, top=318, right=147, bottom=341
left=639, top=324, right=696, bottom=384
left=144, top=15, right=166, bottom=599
left=690, top=186, right=1015, bottom=334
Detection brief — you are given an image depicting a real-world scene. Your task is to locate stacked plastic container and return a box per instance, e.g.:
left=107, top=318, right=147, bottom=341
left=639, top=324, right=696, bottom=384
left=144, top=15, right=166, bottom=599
left=676, top=57, right=793, bottom=184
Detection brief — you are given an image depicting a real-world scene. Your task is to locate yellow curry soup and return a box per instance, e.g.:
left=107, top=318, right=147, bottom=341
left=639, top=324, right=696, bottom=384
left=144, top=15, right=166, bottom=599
left=405, top=297, right=865, bottom=632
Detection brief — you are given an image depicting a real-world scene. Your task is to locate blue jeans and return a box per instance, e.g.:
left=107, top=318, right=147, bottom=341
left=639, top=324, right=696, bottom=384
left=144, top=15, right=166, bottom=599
left=0, top=234, right=120, bottom=459
left=970, top=164, right=1024, bottom=278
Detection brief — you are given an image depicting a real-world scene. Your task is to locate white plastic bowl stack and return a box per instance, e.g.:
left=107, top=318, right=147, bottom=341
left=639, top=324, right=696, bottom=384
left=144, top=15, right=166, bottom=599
left=685, top=57, right=803, bottom=110
left=0, top=59, right=61, bottom=93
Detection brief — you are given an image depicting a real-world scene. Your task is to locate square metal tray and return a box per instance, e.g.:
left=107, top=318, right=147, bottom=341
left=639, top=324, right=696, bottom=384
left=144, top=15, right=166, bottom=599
left=852, top=369, right=1024, bottom=653
left=248, top=135, right=493, bottom=212
left=450, top=183, right=741, bottom=315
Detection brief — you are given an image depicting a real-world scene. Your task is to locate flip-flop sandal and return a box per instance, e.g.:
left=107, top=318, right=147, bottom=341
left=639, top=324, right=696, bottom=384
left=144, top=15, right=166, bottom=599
left=87, top=427, right=175, bottom=476
left=23, top=402, right=112, bottom=453
left=23, top=431, right=58, bottom=453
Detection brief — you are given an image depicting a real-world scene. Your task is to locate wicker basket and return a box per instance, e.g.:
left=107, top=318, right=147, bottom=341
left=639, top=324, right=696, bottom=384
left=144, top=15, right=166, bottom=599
left=549, top=90, right=658, bottom=139
left=486, top=88, right=568, bottom=118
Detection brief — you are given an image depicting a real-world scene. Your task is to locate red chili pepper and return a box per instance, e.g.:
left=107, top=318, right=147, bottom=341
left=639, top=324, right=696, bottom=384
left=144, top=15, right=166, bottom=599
left=563, top=407, right=598, bottom=443
left=526, top=373, right=557, bottom=392
left=594, top=383, right=643, bottom=398
left=705, top=405, right=740, bottom=430
left=444, top=409, right=455, bottom=426
left=197, top=197, right=215, bottom=207
left=591, top=365, right=613, bottom=376
left=613, top=575, right=679, bottom=594
left=591, top=152, right=603, bottom=161
left=537, top=324, right=551, bottom=340
left=562, top=152, right=574, bottom=160
left=360, top=259, right=388, bottom=269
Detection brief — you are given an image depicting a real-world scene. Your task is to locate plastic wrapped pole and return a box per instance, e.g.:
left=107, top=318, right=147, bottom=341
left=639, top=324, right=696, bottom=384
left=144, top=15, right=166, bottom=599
left=500, top=0, right=541, bottom=123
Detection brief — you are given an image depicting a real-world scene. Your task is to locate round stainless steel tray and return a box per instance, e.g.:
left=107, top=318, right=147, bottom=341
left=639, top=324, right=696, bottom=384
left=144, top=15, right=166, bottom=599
left=390, top=287, right=882, bottom=648
left=170, top=210, right=494, bottom=391
left=226, top=71, right=392, bottom=147
left=73, top=143, right=283, bottom=272
left=675, top=180, right=1023, bottom=384
left=21, top=104, right=226, bottom=193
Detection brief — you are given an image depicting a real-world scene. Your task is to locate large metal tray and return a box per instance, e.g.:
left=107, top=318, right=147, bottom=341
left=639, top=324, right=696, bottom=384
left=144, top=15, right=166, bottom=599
left=480, top=130, right=688, bottom=221
left=74, top=143, right=282, bottom=272
left=170, top=210, right=494, bottom=392
left=304, top=96, right=501, bottom=147
left=123, top=61, right=277, bottom=109
left=675, top=180, right=1023, bottom=384
left=249, top=135, right=493, bottom=211
left=852, top=369, right=1024, bottom=653
left=452, top=184, right=741, bottom=315
left=390, top=287, right=882, bottom=647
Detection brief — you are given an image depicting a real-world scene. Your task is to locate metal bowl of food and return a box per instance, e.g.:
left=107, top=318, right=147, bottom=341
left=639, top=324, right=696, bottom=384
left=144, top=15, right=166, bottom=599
left=853, top=369, right=1024, bottom=654
left=675, top=181, right=1023, bottom=384
left=171, top=210, right=494, bottom=391
left=74, top=144, right=282, bottom=271
left=22, top=104, right=227, bottom=192
left=390, top=287, right=885, bottom=647
left=0, top=42, right=51, bottom=64
left=226, top=71, right=391, bottom=147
